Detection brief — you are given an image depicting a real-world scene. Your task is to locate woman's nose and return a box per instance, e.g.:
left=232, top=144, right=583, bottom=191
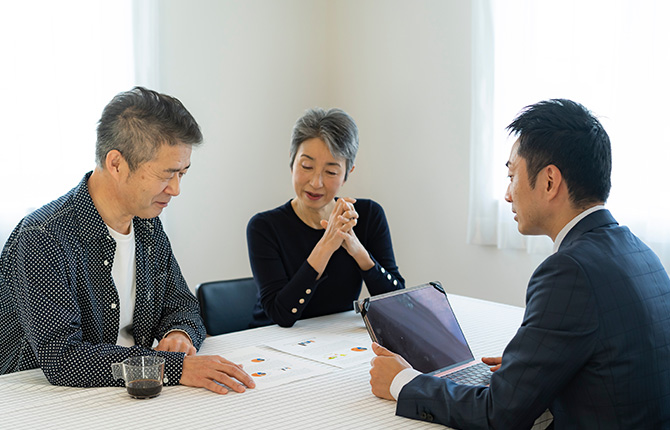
left=310, top=172, right=323, bottom=188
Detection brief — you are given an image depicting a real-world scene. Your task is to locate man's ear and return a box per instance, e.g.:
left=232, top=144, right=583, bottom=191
left=105, top=150, right=125, bottom=179
left=543, top=164, right=563, bottom=200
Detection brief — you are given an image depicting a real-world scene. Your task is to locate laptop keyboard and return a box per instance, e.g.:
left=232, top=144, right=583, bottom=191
left=441, top=362, right=492, bottom=386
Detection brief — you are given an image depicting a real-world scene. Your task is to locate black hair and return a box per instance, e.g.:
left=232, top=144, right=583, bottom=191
left=507, top=99, right=611, bottom=207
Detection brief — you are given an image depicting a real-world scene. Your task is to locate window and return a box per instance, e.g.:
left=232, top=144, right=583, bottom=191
left=469, top=0, right=670, bottom=267
left=0, top=1, right=136, bottom=246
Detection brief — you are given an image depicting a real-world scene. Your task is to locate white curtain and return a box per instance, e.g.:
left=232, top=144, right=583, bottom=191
left=0, top=1, right=138, bottom=248
left=469, top=0, right=670, bottom=268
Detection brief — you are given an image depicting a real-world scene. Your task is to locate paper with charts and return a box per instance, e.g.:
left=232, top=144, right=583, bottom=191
left=264, top=335, right=373, bottom=368
left=222, top=346, right=335, bottom=390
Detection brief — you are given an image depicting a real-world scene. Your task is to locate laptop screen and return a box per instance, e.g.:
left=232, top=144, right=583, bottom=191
left=361, top=283, right=474, bottom=373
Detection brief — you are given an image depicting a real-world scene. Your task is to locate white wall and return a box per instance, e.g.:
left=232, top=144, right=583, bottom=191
left=157, top=0, right=546, bottom=307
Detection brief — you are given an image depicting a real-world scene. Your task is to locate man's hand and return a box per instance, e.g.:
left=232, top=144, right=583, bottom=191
left=180, top=355, right=256, bottom=394
left=369, top=342, right=412, bottom=400
left=156, top=331, right=197, bottom=356
left=482, top=356, right=502, bottom=372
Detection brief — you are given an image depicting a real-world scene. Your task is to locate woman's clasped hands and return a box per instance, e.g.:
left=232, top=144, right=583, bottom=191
left=319, top=197, right=374, bottom=271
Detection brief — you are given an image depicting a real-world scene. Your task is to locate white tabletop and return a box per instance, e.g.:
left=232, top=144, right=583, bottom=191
left=0, top=294, right=534, bottom=429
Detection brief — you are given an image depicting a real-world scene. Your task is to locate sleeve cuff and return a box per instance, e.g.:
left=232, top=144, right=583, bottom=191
left=390, top=368, right=422, bottom=400
left=362, top=259, right=401, bottom=288
left=155, top=350, right=187, bottom=386
left=163, top=329, right=193, bottom=345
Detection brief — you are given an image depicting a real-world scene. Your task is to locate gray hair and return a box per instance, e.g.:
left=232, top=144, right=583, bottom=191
left=289, top=108, right=359, bottom=180
left=96, top=86, right=203, bottom=172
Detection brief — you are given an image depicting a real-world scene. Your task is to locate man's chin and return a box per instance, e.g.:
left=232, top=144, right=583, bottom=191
left=518, top=225, right=544, bottom=237
left=137, top=208, right=164, bottom=220
left=516, top=223, right=528, bottom=235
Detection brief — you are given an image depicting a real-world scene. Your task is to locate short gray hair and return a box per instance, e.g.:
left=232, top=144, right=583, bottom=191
left=289, top=108, right=358, bottom=180
left=96, top=86, right=203, bottom=172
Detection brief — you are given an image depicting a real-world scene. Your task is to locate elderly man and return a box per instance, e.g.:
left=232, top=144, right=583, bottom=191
left=370, top=99, right=670, bottom=428
left=0, top=87, right=254, bottom=395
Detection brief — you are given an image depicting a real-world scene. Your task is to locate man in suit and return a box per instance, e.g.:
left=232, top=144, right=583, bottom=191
left=369, top=99, right=670, bottom=429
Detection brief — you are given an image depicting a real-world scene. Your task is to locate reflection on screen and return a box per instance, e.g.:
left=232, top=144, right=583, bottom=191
left=366, top=285, right=473, bottom=373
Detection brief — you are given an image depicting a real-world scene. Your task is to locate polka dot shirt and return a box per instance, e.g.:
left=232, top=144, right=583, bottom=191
left=0, top=172, right=205, bottom=387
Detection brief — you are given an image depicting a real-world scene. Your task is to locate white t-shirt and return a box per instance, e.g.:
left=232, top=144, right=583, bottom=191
left=106, top=224, right=137, bottom=347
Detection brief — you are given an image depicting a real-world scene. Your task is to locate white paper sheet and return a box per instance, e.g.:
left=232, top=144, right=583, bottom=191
left=264, top=334, right=374, bottom=368
left=221, top=345, right=335, bottom=389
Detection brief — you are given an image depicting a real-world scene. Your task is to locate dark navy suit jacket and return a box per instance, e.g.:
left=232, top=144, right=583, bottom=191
left=397, top=210, right=670, bottom=429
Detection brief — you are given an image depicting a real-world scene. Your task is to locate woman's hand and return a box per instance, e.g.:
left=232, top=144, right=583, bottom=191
left=320, top=198, right=374, bottom=271
left=339, top=226, right=374, bottom=271
left=321, top=198, right=357, bottom=250
left=307, top=198, right=355, bottom=277
left=307, top=197, right=366, bottom=277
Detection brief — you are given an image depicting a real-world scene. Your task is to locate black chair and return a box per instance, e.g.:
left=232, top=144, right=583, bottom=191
left=195, top=277, right=258, bottom=336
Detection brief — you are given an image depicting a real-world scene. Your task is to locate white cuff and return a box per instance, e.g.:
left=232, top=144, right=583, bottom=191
left=390, top=368, right=422, bottom=400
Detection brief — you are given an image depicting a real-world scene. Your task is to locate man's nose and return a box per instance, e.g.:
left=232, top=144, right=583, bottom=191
left=166, top=175, right=181, bottom=196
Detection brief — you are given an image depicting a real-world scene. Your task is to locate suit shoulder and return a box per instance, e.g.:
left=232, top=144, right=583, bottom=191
left=561, top=223, right=658, bottom=269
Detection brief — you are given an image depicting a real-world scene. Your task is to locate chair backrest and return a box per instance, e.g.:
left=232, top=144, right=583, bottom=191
left=195, top=277, right=258, bottom=336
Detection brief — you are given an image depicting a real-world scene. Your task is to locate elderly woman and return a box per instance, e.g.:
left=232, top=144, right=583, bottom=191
left=246, top=108, right=405, bottom=328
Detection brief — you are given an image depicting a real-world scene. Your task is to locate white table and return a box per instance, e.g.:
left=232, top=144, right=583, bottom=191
left=0, top=294, right=543, bottom=429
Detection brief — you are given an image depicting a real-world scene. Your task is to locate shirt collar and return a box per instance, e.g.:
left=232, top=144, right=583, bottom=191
left=553, top=205, right=606, bottom=253
left=71, top=171, right=110, bottom=242
left=73, top=171, right=155, bottom=243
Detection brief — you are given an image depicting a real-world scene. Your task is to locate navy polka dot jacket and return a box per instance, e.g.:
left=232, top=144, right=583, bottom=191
left=0, top=172, right=206, bottom=387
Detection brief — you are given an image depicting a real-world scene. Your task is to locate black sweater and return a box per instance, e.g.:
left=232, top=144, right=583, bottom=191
left=246, top=199, right=404, bottom=327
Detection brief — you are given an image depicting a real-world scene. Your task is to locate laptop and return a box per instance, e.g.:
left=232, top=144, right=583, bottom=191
left=355, top=281, right=492, bottom=386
